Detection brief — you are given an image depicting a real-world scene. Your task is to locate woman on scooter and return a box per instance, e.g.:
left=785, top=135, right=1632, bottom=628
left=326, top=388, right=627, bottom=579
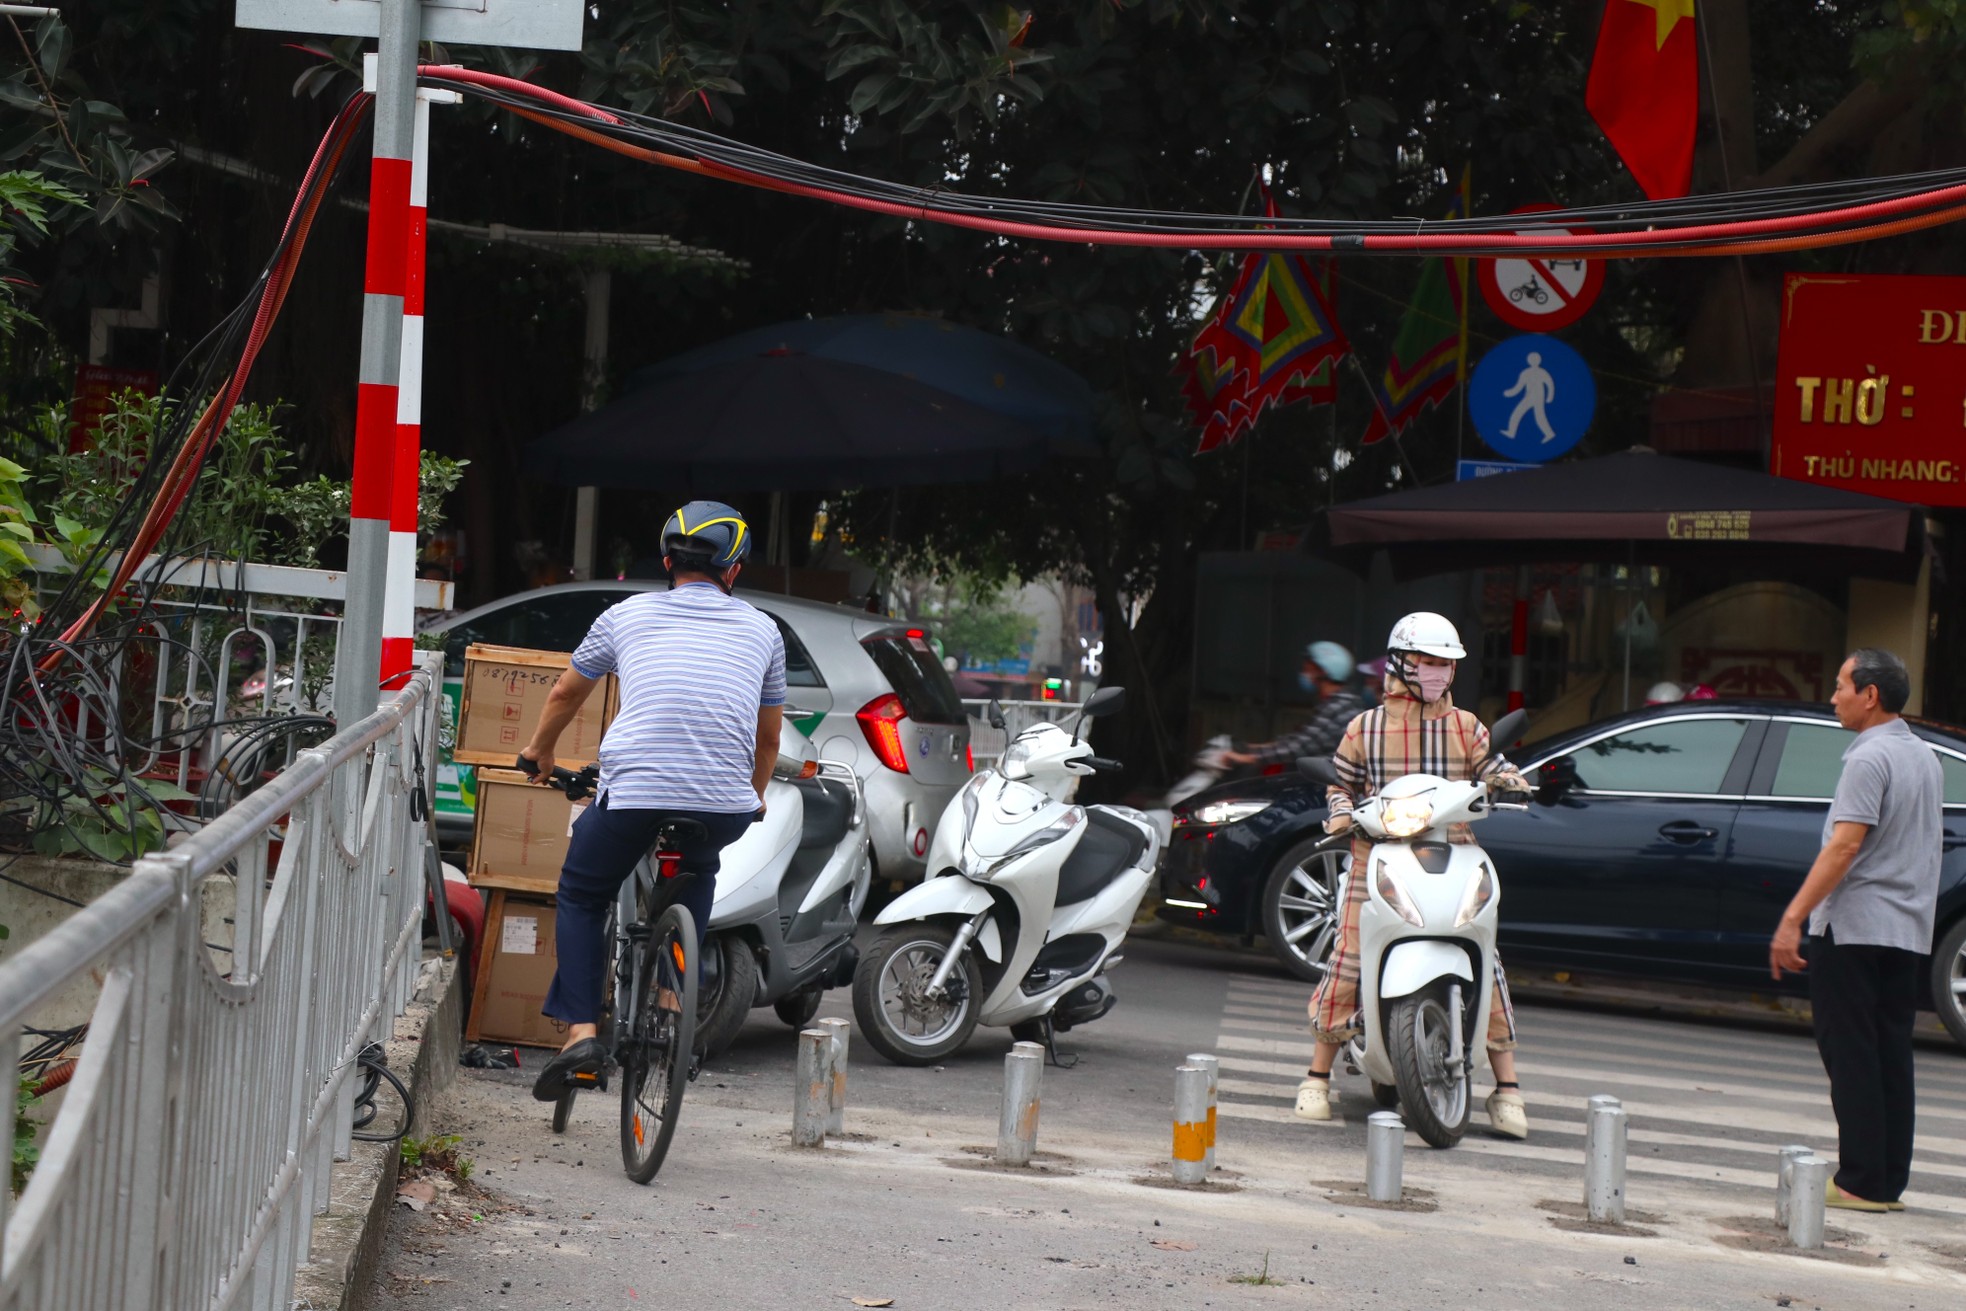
left=1294, top=611, right=1533, bottom=1139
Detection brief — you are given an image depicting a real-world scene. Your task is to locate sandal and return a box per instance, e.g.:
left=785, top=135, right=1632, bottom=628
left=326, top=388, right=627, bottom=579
left=531, top=1037, right=607, bottom=1102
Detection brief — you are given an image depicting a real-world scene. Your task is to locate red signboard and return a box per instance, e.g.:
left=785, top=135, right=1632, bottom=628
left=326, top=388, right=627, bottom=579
left=1772, top=272, right=1966, bottom=507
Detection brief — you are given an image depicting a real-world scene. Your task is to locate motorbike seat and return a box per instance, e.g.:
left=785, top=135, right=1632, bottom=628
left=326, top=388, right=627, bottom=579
left=1054, top=809, right=1148, bottom=907
left=794, top=777, right=854, bottom=850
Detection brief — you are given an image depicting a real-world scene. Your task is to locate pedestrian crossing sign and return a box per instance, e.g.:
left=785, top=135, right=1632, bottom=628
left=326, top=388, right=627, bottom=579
left=1468, top=334, right=1595, bottom=463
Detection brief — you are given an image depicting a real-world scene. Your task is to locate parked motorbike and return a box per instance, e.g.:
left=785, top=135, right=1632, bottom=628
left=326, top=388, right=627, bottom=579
left=685, top=722, right=873, bottom=1057
left=1299, top=708, right=1528, bottom=1148
left=852, top=686, right=1159, bottom=1065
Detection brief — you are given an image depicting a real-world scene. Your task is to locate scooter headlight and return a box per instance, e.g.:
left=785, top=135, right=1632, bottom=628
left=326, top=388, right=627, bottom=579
left=1000, top=736, right=1038, bottom=779
left=1379, top=797, right=1435, bottom=839
left=1373, top=860, right=1425, bottom=927
left=1452, top=862, right=1495, bottom=928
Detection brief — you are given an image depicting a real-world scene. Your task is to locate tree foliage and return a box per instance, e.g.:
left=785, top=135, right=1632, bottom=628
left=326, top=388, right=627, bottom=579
left=12, top=2, right=1966, bottom=773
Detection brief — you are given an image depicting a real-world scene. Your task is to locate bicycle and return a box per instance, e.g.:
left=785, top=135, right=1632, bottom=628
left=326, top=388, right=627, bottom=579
left=518, top=757, right=701, bottom=1185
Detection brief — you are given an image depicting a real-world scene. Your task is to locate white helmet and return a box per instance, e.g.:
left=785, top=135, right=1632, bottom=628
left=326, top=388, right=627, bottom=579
left=1645, top=681, right=1685, bottom=705
left=1386, top=611, right=1466, bottom=660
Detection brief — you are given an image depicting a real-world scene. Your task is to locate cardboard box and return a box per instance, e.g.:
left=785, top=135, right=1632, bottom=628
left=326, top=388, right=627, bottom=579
left=454, top=643, right=618, bottom=768
left=468, top=767, right=579, bottom=895
left=467, top=891, right=569, bottom=1049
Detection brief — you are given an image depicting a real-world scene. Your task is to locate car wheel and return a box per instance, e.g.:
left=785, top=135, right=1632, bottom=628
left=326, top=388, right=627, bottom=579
left=1930, top=916, right=1966, bottom=1048
left=1261, top=836, right=1349, bottom=983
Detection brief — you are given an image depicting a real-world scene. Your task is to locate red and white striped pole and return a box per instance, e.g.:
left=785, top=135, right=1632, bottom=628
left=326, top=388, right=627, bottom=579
left=380, top=87, right=456, bottom=687
left=335, top=3, right=420, bottom=724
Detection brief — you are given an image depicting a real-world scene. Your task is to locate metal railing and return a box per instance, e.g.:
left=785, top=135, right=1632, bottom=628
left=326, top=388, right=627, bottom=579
left=0, top=654, right=443, bottom=1311
left=961, top=698, right=1081, bottom=768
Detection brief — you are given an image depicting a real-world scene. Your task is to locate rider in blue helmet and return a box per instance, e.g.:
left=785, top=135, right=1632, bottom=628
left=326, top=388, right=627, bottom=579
left=521, top=498, right=787, bottom=1101
left=1226, top=641, right=1363, bottom=768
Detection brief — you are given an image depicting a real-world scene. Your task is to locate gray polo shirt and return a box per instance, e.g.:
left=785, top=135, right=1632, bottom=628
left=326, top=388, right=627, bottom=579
left=1810, top=717, right=1943, bottom=954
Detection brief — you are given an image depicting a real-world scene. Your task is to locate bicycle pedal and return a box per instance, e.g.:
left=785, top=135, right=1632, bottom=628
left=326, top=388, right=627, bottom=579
left=572, top=1070, right=608, bottom=1091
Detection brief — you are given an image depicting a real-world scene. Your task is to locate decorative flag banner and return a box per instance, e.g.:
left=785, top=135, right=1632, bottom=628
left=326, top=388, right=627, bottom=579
left=1361, top=182, right=1467, bottom=446
left=1586, top=0, right=1699, bottom=201
left=1178, top=194, right=1350, bottom=452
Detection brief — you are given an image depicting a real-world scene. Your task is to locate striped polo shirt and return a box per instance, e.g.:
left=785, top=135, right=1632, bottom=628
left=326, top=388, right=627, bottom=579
left=570, top=583, right=787, bottom=813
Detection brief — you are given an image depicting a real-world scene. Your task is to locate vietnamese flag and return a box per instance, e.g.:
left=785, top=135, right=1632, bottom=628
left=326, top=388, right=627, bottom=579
left=1586, top=0, right=1699, bottom=200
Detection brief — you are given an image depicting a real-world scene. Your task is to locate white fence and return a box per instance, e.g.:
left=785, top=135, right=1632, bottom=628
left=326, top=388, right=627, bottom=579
left=0, top=654, right=443, bottom=1311
left=962, top=698, right=1082, bottom=768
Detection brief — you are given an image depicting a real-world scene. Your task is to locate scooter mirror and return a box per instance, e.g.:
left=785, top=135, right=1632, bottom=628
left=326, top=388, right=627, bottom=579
left=1297, top=755, right=1339, bottom=786
left=986, top=698, right=1008, bottom=731
left=1071, top=685, right=1125, bottom=743
left=1081, top=686, right=1126, bottom=718
left=1489, top=707, right=1528, bottom=749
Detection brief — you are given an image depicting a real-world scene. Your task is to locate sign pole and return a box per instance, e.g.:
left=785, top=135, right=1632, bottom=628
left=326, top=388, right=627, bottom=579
left=335, top=0, right=421, bottom=722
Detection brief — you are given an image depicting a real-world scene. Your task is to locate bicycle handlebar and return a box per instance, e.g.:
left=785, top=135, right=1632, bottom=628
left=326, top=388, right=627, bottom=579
left=517, top=754, right=599, bottom=801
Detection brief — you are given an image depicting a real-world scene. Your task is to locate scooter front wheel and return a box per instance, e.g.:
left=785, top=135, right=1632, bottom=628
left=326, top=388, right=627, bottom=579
left=1386, top=984, right=1470, bottom=1148
left=852, top=925, right=982, bottom=1066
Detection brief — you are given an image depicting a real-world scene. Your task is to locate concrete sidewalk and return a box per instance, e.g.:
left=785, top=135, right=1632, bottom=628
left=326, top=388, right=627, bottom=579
left=373, top=1054, right=1966, bottom=1309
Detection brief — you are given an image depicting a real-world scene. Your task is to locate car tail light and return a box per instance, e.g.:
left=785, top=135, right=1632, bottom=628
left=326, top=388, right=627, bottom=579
left=857, top=694, right=911, bottom=773
left=965, top=742, right=975, bottom=773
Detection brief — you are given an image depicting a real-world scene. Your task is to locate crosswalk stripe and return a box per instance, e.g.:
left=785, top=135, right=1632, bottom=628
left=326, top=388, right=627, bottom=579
left=1214, top=1007, right=1966, bottom=1109
left=1210, top=1102, right=1966, bottom=1214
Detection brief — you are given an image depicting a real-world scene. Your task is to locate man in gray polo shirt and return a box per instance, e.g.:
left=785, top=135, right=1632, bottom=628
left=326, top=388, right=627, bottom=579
left=1770, top=647, right=1942, bottom=1212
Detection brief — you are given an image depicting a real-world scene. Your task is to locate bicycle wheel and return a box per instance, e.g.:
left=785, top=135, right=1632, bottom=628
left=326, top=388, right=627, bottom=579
left=619, top=904, right=697, bottom=1183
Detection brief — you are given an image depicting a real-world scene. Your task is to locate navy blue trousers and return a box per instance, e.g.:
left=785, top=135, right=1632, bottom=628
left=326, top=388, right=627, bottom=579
left=543, top=794, right=753, bottom=1026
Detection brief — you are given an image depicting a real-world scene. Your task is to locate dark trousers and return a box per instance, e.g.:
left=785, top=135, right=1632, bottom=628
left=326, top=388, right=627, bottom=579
left=1809, top=928, right=1921, bottom=1202
left=543, top=795, right=753, bottom=1026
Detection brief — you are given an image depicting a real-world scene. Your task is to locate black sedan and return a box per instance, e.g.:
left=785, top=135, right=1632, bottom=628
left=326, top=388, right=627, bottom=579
left=1157, top=699, right=1966, bottom=1048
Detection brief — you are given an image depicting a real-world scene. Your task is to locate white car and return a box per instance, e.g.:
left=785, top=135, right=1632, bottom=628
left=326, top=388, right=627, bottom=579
left=419, top=581, right=973, bottom=883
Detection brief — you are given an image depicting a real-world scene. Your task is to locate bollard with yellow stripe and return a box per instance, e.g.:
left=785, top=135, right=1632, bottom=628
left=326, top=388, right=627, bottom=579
left=1172, top=1065, right=1209, bottom=1184
left=1186, top=1052, right=1220, bottom=1171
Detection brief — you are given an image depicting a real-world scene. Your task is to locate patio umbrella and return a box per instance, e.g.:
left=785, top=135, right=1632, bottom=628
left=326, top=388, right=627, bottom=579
left=1320, top=450, right=1923, bottom=581
left=631, top=312, right=1099, bottom=451
left=524, top=351, right=1058, bottom=492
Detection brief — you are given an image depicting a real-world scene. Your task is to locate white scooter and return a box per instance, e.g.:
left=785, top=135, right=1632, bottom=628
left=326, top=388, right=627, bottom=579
left=690, top=720, right=872, bottom=1057
left=1299, top=708, right=1528, bottom=1148
left=852, top=687, right=1159, bottom=1066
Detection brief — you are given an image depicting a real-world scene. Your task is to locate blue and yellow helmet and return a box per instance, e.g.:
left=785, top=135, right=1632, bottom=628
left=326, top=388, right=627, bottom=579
left=662, top=500, right=752, bottom=570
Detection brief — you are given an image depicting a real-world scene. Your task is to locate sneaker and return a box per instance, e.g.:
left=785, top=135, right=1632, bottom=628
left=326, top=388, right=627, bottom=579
left=1292, top=1077, right=1334, bottom=1122
left=1485, top=1088, right=1529, bottom=1139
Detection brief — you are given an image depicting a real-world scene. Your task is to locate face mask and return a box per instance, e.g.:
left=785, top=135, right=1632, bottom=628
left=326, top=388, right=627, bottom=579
left=1298, top=671, right=1319, bottom=694
left=1411, top=664, right=1455, bottom=702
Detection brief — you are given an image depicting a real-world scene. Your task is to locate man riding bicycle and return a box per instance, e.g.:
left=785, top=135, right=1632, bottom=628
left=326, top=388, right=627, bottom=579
left=520, top=500, right=786, bottom=1102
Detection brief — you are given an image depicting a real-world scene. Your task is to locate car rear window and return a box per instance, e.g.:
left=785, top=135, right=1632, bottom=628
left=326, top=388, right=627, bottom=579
left=1770, top=722, right=1853, bottom=799
left=862, top=632, right=966, bottom=724
left=764, top=613, right=824, bottom=689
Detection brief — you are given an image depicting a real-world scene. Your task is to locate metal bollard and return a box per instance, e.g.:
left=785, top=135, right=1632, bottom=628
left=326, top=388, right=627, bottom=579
left=1584, top=1100, right=1628, bottom=1223
left=996, top=1041, right=1045, bottom=1166
left=1788, top=1155, right=1830, bottom=1249
left=1185, top=1053, right=1219, bottom=1170
left=1774, top=1144, right=1813, bottom=1227
left=1172, top=1065, right=1209, bottom=1184
left=1366, top=1111, right=1404, bottom=1202
left=793, top=1028, right=830, bottom=1147
left=819, top=1017, right=851, bottom=1136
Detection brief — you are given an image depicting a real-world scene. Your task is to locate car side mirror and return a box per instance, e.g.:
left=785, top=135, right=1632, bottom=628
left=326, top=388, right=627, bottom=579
left=1297, top=755, right=1339, bottom=787
left=1071, top=685, right=1125, bottom=742
left=1538, top=756, right=1579, bottom=795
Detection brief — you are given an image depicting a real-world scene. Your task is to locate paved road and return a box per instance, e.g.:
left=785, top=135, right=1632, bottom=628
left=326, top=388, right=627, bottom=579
left=372, top=936, right=1966, bottom=1307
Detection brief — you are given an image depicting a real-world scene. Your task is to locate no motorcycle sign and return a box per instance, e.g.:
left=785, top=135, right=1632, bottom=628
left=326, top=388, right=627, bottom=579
left=1475, top=204, right=1605, bottom=332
